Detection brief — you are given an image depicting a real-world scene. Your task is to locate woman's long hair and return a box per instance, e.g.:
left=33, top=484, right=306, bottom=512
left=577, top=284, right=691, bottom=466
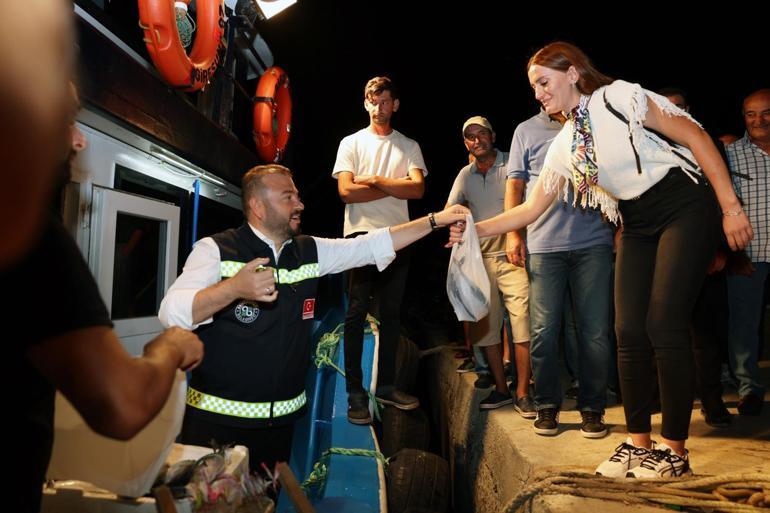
left=528, top=42, right=613, bottom=95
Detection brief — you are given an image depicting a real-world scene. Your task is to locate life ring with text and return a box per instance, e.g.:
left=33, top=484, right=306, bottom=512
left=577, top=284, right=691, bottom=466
left=253, top=67, right=292, bottom=163
left=138, top=0, right=225, bottom=91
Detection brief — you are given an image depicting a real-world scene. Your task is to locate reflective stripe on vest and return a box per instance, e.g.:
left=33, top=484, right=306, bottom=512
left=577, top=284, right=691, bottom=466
left=220, top=261, right=319, bottom=285
left=186, top=386, right=306, bottom=419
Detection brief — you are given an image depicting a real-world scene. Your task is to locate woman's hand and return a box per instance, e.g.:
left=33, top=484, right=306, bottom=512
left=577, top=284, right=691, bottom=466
left=446, top=218, right=467, bottom=248
left=723, top=212, right=753, bottom=251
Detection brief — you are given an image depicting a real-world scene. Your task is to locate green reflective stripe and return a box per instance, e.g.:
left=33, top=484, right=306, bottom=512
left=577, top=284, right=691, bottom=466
left=277, top=263, right=319, bottom=284
left=219, top=261, right=318, bottom=284
left=186, top=387, right=306, bottom=419
left=220, top=261, right=246, bottom=278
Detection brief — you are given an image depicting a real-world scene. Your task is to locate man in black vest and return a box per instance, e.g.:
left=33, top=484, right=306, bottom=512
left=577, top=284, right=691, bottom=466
left=159, top=164, right=468, bottom=472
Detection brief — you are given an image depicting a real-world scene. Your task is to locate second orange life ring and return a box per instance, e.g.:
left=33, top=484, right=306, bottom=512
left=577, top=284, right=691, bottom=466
left=138, top=0, right=226, bottom=91
left=253, top=67, right=292, bottom=163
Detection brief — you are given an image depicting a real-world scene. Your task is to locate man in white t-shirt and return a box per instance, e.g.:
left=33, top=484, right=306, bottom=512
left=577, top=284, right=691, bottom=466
left=332, top=76, right=427, bottom=424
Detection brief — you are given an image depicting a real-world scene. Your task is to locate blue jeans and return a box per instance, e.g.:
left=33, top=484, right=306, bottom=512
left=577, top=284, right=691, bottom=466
left=474, top=345, right=490, bottom=374
left=727, top=262, right=769, bottom=398
left=527, top=245, right=613, bottom=412
left=563, top=287, right=580, bottom=382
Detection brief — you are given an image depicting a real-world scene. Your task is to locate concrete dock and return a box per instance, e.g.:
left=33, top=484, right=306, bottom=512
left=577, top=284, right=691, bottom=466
left=425, top=348, right=770, bottom=513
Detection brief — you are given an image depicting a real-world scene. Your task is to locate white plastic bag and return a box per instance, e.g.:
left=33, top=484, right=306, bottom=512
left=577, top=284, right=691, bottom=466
left=47, top=370, right=187, bottom=497
left=446, top=214, right=490, bottom=322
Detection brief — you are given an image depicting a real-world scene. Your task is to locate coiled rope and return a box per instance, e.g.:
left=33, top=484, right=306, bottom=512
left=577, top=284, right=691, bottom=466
left=502, top=471, right=770, bottom=512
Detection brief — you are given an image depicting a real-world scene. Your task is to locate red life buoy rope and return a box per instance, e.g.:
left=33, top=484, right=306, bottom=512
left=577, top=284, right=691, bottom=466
left=138, top=0, right=226, bottom=92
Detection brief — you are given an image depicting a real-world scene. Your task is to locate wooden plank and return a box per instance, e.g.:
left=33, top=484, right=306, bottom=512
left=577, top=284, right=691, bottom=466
left=276, top=462, right=315, bottom=513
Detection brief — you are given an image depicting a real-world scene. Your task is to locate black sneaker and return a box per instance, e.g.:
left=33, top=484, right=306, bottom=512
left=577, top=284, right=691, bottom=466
left=580, top=410, right=608, bottom=438
left=375, top=388, right=419, bottom=410
left=456, top=358, right=475, bottom=373
left=514, top=395, right=537, bottom=419
left=737, top=393, right=764, bottom=416
left=479, top=390, right=513, bottom=410
left=701, top=406, right=732, bottom=428
left=347, top=394, right=372, bottom=425
left=533, top=408, right=559, bottom=436
left=474, top=373, right=494, bottom=389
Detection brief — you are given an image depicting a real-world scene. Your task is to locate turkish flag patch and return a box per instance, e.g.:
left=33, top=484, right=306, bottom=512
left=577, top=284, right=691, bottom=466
left=302, top=298, right=316, bottom=320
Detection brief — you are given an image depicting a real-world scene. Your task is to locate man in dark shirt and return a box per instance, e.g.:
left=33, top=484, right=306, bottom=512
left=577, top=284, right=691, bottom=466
left=7, top=81, right=204, bottom=513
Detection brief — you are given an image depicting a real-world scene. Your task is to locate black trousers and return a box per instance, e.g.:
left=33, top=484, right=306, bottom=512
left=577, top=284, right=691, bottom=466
left=691, top=271, right=729, bottom=412
left=343, top=238, right=411, bottom=395
left=180, top=412, right=295, bottom=475
left=615, top=169, right=720, bottom=440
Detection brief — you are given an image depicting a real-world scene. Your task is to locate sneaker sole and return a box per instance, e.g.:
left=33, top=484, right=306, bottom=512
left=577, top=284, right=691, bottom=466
left=377, top=398, right=420, bottom=410
left=626, top=467, right=693, bottom=479
left=533, top=426, right=559, bottom=436
left=581, top=428, right=608, bottom=439
left=514, top=406, right=537, bottom=419
left=479, top=398, right=514, bottom=410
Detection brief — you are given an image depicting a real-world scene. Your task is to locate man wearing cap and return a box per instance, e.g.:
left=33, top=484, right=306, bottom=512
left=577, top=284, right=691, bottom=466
left=446, top=116, right=532, bottom=411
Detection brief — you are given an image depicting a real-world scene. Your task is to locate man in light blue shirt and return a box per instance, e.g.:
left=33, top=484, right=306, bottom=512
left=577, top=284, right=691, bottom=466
left=506, top=110, right=614, bottom=438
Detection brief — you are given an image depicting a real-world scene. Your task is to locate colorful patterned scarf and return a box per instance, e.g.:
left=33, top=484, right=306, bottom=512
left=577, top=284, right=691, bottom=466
left=567, top=95, right=598, bottom=194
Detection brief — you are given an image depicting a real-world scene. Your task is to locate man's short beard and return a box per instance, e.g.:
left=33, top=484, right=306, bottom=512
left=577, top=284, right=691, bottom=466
left=264, top=204, right=300, bottom=240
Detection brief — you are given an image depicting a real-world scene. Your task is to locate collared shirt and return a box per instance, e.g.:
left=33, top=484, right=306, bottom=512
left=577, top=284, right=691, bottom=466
left=507, top=111, right=613, bottom=254
left=446, top=150, right=508, bottom=256
left=159, top=224, right=395, bottom=329
left=727, top=135, right=770, bottom=262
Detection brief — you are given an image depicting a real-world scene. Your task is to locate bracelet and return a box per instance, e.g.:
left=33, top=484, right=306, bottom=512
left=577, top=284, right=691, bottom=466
left=723, top=208, right=743, bottom=217
left=428, top=212, right=438, bottom=230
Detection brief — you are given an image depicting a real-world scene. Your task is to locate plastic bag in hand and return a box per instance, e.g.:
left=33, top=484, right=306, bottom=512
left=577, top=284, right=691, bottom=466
left=446, top=213, right=490, bottom=321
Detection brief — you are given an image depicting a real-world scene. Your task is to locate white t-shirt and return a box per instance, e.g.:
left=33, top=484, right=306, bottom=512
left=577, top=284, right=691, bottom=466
left=541, top=80, right=702, bottom=223
left=332, top=128, right=427, bottom=236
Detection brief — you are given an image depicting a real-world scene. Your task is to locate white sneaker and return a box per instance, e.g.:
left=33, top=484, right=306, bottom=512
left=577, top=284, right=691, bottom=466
left=626, top=443, right=692, bottom=478
left=595, top=437, right=654, bottom=477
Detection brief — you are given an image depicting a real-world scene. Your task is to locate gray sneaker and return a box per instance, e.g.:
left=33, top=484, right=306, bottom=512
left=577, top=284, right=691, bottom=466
left=514, top=395, right=537, bottom=419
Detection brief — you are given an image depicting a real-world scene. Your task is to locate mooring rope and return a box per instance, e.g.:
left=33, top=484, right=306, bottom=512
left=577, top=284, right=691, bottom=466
left=501, top=471, right=770, bottom=513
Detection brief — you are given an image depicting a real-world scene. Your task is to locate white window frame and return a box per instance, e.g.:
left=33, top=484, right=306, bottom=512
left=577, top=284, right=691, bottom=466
left=88, top=186, right=180, bottom=339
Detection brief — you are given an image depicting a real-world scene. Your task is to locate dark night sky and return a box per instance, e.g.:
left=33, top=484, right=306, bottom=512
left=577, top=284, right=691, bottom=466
left=252, top=3, right=766, bottom=239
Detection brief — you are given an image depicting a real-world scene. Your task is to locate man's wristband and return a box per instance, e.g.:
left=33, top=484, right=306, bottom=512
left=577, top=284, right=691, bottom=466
left=428, top=212, right=438, bottom=230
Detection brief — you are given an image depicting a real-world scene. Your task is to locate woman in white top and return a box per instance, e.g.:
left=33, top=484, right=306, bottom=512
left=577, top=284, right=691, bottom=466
left=450, top=42, right=752, bottom=478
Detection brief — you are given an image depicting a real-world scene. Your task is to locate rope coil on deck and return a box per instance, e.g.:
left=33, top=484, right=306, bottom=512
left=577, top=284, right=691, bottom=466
left=501, top=471, right=770, bottom=513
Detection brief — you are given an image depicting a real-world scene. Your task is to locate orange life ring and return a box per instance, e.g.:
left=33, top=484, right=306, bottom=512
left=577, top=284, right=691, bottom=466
left=138, top=0, right=225, bottom=92
left=253, top=67, right=292, bottom=163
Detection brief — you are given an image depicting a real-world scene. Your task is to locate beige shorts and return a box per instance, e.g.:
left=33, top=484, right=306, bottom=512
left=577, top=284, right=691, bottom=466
left=469, top=255, right=530, bottom=347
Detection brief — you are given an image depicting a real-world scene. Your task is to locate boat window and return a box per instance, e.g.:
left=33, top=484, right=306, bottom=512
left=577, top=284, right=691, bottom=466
left=111, top=212, right=165, bottom=320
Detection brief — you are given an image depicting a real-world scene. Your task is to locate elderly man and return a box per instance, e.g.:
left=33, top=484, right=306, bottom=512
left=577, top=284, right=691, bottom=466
left=725, top=88, right=770, bottom=416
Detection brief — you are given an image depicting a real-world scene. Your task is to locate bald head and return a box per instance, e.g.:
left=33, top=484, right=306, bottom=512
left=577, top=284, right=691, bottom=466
left=742, top=89, right=770, bottom=147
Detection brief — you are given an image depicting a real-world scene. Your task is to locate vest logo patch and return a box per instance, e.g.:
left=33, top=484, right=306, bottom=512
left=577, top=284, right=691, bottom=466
left=235, top=301, right=260, bottom=323
left=302, top=298, right=315, bottom=320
